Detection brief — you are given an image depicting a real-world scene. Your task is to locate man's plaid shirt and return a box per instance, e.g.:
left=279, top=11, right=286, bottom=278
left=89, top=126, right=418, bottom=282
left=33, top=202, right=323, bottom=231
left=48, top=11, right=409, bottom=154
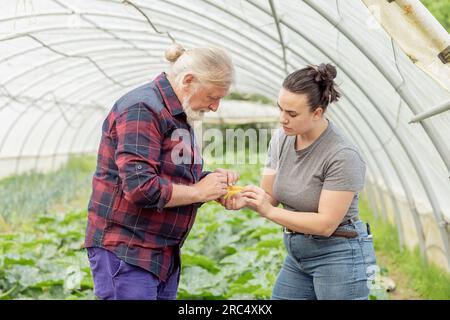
left=84, top=72, right=207, bottom=281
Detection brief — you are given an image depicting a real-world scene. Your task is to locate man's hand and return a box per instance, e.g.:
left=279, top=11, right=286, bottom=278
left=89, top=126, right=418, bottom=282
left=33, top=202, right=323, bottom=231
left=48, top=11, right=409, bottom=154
left=213, top=168, right=239, bottom=206
left=193, top=172, right=228, bottom=202
left=214, top=168, right=239, bottom=186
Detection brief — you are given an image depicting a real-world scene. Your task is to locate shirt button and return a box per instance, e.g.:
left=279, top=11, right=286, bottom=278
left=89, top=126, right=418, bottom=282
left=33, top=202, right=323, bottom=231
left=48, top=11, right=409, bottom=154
left=137, top=165, right=142, bottom=170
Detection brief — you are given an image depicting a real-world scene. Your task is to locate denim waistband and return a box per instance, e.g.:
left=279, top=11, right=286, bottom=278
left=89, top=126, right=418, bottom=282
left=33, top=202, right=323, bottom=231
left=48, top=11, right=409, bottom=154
left=283, top=219, right=371, bottom=239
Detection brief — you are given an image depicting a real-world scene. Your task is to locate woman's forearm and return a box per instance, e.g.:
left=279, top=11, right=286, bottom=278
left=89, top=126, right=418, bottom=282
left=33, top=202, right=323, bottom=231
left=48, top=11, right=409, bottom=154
left=265, top=207, right=334, bottom=236
left=267, top=193, right=279, bottom=207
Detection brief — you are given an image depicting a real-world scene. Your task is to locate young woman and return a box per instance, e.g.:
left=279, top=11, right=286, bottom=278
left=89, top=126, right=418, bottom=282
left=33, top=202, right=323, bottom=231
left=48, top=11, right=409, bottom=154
left=224, top=63, right=377, bottom=300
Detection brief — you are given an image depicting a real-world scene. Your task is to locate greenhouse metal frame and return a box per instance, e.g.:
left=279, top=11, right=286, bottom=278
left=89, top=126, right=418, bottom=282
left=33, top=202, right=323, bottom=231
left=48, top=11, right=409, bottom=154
left=0, top=0, right=449, bottom=271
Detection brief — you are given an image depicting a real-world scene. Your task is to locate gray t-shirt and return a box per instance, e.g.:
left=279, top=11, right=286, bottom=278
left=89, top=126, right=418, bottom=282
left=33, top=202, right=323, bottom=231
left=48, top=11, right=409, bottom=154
left=265, top=120, right=366, bottom=223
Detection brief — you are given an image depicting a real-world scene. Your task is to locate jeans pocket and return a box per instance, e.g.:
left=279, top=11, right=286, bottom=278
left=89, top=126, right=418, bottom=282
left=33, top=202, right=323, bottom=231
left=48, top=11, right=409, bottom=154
left=360, top=238, right=380, bottom=294
left=361, top=238, right=377, bottom=267
left=358, top=238, right=378, bottom=282
left=111, top=258, right=125, bottom=278
left=283, top=234, right=291, bottom=256
left=87, top=247, right=99, bottom=259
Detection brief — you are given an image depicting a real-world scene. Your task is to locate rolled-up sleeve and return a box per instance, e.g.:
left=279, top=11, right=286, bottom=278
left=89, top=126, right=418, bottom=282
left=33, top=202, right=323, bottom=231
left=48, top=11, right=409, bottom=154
left=264, top=128, right=282, bottom=170
left=115, top=103, right=173, bottom=211
left=199, top=171, right=211, bottom=180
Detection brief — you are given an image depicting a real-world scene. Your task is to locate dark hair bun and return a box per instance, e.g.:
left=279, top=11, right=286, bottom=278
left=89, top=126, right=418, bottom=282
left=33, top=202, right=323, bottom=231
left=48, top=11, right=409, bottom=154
left=310, top=63, right=340, bottom=106
left=283, top=63, right=341, bottom=112
left=315, top=63, right=337, bottom=83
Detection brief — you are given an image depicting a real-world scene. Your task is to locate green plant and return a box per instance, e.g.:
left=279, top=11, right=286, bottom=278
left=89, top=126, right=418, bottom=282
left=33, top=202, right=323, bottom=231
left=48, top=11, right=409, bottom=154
left=421, top=0, right=450, bottom=32
left=224, top=91, right=275, bottom=106
left=0, top=210, right=94, bottom=300
left=3, top=154, right=449, bottom=300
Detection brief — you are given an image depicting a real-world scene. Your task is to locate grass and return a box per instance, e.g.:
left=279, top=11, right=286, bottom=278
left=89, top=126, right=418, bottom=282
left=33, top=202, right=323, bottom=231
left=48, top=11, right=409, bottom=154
left=0, top=155, right=96, bottom=229
left=359, top=200, right=450, bottom=299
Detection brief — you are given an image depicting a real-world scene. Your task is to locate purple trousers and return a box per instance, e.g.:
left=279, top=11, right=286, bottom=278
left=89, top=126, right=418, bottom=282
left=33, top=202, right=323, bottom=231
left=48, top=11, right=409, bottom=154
left=87, top=247, right=180, bottom=300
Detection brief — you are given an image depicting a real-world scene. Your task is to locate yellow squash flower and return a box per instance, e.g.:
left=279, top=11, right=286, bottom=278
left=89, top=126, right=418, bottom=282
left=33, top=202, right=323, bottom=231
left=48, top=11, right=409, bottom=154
left=223, top=185, right=244, bottom=200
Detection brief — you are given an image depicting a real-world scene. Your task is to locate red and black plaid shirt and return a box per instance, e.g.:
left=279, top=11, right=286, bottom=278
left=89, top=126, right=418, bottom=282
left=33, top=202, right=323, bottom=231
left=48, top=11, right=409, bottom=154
left=84, top=73, right=208, bottom=281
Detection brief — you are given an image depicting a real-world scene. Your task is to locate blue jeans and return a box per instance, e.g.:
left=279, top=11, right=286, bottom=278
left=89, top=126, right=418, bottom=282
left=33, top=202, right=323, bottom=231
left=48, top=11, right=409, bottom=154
left=272, top=220, right=377, bottom=300
left=87, top=247, right=180, bottom=300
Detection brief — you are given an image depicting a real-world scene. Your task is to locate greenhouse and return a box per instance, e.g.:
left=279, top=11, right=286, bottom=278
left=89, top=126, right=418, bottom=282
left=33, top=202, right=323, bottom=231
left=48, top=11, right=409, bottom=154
left=0, top=0, right=449, bottom=301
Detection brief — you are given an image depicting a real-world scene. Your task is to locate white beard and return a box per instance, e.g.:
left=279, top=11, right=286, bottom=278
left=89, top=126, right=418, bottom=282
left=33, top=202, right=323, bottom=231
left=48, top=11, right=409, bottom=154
left=182, top=95, right=205, bottom=126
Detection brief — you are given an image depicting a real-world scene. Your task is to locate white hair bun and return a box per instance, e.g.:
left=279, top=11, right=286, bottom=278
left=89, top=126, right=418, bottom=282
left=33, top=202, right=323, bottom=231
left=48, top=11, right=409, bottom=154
left=165, top=43, right=186, bottom=63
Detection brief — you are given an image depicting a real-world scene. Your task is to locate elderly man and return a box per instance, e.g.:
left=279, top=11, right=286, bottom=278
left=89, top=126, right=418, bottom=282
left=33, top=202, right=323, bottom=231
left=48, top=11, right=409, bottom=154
left=84, top=44, right=237, bottom=300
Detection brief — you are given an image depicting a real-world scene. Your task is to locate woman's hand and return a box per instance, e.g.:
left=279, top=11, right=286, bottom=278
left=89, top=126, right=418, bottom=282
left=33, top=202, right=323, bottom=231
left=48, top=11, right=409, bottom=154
left=241, top=185, right=274, bottom=217
left=221, top=192, right=247, bottom=210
